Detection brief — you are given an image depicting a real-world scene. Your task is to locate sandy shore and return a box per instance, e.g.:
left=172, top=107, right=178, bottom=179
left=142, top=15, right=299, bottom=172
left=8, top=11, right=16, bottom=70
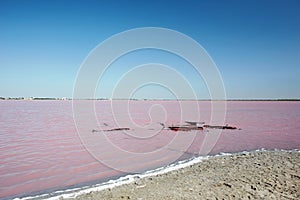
left=64, top=150, right=299, bottom=200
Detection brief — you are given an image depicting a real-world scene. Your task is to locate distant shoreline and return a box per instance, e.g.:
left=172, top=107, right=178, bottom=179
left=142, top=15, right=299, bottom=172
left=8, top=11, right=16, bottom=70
left=1, top=97, right=300, bottom=101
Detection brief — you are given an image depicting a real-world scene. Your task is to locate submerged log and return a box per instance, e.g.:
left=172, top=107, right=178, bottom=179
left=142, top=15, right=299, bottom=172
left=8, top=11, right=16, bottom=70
left=203, top=125, right=237, bottom=130
left=91, top=123, right=238, bottom=133
left=168, top=126, right=204, bottom=131
left=104, top=127, right=130, bottom=131
left=92, top=127, right=130, bottom=133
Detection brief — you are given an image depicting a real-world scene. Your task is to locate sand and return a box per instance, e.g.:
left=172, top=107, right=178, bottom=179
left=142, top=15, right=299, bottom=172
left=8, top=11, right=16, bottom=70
left=64, top=150, right=300, bottom=200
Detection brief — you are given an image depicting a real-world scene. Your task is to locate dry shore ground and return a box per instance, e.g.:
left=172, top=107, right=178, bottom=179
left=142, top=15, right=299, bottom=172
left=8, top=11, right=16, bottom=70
left=67, top=151, right=299, bottom=200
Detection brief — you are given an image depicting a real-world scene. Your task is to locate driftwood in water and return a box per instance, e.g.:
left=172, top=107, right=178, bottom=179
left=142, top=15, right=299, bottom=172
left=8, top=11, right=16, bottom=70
left=168, top=121, right=204, bottom=132
left=168, top=121, right=238, bottom=132
left=104, top=127, right=130, bottom=131
left=203, top=125, right=237, bottom=130
left=168, top=126, right=203, bottom=131
left=92, top=127, right=130, bottom=133
left=91, top=121, right=238, bottom=133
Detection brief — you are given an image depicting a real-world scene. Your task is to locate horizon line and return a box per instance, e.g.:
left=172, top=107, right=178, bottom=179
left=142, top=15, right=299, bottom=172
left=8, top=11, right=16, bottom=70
left=1, top=97, right=300, bottom=101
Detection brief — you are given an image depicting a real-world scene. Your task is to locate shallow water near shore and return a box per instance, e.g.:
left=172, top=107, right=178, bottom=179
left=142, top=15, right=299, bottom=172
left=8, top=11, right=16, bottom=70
left=18, top=149, right=300, bottom=200
left=0, top=100, right=300, bottom=199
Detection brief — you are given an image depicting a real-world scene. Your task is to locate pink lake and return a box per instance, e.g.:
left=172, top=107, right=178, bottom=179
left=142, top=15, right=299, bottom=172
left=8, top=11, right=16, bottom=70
left=0, top=100, right=299, bottom=199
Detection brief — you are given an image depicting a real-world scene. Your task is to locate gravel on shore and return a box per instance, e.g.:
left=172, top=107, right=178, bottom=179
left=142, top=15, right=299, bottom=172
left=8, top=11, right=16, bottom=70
left=64, top=150, right=300, bottom=200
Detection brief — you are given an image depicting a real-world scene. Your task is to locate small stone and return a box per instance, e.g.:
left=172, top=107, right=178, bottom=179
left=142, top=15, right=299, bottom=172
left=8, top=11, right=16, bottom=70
left=223, top=183, right=232, bottom=188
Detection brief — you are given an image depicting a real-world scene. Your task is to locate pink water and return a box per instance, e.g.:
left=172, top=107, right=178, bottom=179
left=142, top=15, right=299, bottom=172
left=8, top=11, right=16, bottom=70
left=0, top=100, right=299, bottom=199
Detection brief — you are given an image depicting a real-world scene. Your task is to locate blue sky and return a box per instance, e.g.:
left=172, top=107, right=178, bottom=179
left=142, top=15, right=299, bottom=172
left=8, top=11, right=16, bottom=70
left=0, top=0, right=299, bottom=99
